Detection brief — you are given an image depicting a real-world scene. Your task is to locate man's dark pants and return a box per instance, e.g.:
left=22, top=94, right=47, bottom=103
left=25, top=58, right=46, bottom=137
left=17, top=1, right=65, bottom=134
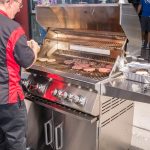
left=0, top=101, right=27, bottom=150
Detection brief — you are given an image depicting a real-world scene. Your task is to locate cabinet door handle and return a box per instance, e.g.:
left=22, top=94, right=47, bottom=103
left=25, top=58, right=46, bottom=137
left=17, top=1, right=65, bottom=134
left=55, top=122, right=63, bottom=150
left=44, top=120, right=53, bottom=145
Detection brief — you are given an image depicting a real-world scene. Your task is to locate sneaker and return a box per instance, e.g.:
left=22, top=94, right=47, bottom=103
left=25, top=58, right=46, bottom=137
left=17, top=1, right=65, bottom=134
left=141, top=40, right=147, bottom=48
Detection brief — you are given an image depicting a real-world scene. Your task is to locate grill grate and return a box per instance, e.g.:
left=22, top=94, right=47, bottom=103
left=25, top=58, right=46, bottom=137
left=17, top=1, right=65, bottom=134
left=36, top=54, right=115, bottom=80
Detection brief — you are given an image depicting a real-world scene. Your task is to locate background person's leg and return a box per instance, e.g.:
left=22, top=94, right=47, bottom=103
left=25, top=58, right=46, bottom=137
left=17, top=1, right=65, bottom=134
left=141, top=16, right=148, bottom=48
left=147, top=32, right=150, bottom=49
left=146, top=17, right=150, bottom=49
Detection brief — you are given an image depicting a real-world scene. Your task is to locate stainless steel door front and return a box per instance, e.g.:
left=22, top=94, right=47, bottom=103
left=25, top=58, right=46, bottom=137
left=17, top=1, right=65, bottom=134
left=44, top=110, right=98, bottom=150
left=62, top=114, right=98, bottom=150
left=26, top=100, right=53, bottom=150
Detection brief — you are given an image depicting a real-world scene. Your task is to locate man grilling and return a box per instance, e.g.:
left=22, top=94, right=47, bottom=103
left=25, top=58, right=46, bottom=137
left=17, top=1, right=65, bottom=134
left=0, top=0, right=40, bottom=149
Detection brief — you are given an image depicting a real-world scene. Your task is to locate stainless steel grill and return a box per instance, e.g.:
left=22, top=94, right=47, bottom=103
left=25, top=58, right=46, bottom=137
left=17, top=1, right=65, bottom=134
left=23, top=3, right=142, bottom=116
left=23, top=4, right=142, bottom=150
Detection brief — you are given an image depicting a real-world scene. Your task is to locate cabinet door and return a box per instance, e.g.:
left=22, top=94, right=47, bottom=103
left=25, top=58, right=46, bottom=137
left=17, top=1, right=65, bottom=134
left=63, top=115, right=97, bottom=150
left=26, top=101, right=53, bottom=150
left=26, top=101, right=42, bottom=150
left=52, top=110, right=98, bottom=150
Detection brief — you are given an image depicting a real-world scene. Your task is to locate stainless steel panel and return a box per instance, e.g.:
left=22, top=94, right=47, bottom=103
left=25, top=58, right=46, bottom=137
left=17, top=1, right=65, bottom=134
left=25, top=99, right=53, bottom=150
left=26, top=101, right=98, bottom=150
left=36, top=4, right=122, bottom=33
left=61, top=113, right=98, bottom=150
left=99, top=103, right=134, bottom=150
left=34, top=100, right=98, bottom=123
left=23, top=71, right=101, bottom=116
left=25, top=100, right=42, bottom=150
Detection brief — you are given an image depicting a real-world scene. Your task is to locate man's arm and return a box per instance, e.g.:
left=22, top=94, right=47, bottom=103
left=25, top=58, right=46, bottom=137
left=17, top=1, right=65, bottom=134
left=137, top=4, right=142, bottom=15
left=13, top=35, right=39, bottom=68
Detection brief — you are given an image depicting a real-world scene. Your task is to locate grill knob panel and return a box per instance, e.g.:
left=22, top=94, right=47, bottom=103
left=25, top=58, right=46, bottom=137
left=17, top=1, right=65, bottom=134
left=53, top=89, right=86, bottom=107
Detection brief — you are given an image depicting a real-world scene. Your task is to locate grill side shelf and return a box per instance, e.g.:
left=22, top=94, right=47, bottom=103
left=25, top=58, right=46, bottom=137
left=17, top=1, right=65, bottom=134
left=103, top=76, right=150, bottom=104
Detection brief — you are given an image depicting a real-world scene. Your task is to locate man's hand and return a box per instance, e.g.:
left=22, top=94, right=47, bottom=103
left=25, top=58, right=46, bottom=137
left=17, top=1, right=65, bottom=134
left=27, top=39, right=40, bottom=55
left=27, top=40, right=40, bottom=67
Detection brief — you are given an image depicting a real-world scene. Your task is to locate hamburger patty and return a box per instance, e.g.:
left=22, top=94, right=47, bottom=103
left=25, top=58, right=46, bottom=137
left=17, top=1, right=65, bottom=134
left=98, top=68, right=111, bottom=73
left=83, top=67, right=95, bottom=72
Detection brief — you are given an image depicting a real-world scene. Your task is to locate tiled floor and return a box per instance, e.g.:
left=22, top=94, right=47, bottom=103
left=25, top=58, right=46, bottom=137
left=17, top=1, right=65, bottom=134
left=131, top=127, right=150, bottom=150
left=130, top=102, right=150, bottom=150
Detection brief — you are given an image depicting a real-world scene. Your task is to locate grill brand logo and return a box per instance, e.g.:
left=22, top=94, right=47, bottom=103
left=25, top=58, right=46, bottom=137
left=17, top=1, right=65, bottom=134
left=144, top=0, right=150, bottom=3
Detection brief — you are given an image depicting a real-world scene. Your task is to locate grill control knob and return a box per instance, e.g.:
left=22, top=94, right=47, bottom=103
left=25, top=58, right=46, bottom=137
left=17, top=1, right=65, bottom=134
left=67, top=83, right=71, bottom=87
left=21, top=79, right=30, bottom=92
left=78, top=86, right=81, bottom=89
left=22, top=79, right=29, bottom=87
left=78, top=96, right=86, bottom=106
left=67, top=93, right=74, bottom=102
left=63, top=92, right=68, bottom=99
left=73, top=95, right=80, bottom=103
left=53, top=89, right=58, bottom=96
left=57, top=90, right=63, bottom=98
left=89, top=88, right=93, bottom=92
left=37, top=84, right=46, bottom=93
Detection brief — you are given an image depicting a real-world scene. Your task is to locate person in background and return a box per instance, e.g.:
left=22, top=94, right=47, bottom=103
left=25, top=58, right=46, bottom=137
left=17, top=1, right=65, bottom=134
left=37, top=0, right=47, bottom=43
left=39, top=25, right=47, bottom=43
left=0, top=0, right=40, bottom=150
left=37, top=0, right=57, bottom=43
left=137, top=0, right=150, bottom=50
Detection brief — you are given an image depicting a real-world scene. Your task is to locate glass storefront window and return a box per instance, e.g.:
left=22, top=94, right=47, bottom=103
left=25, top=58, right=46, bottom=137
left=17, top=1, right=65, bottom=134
left=31, top=0, right=119, bottom=8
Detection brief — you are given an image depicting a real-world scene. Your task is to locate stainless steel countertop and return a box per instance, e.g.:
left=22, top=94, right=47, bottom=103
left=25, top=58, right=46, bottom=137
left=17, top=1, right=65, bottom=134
left=103, top=75, right=150, bottom=103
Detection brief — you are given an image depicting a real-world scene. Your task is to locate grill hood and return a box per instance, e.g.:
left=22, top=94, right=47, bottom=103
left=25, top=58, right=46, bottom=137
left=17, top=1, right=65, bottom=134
left=36, top=4, right=142, bottom=57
